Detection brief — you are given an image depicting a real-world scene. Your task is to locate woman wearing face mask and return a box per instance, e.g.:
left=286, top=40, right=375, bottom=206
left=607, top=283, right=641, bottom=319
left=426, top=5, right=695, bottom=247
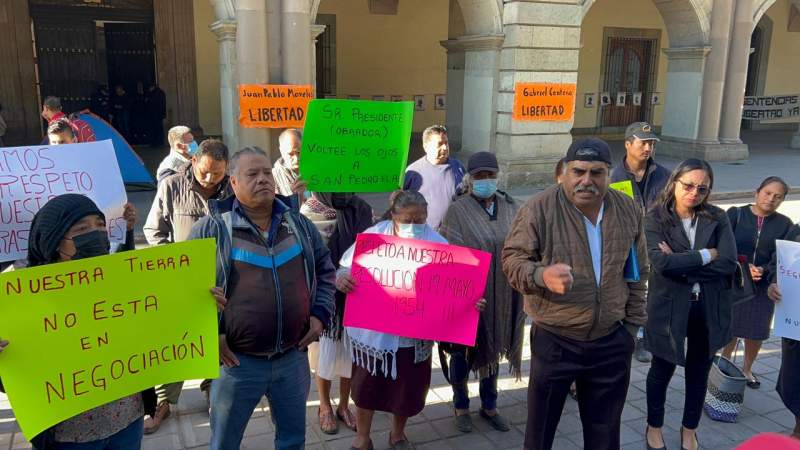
left=642, top=160, right=737, bottom=450
left=438, top=152, right=524, bottom=433
left=1, top=194, right=156, bottom=450
left=720, top=176, right=793, bottom=389
left=300, top=192, right=374, bottom=434
left=335, top=190, right=486, bottom=450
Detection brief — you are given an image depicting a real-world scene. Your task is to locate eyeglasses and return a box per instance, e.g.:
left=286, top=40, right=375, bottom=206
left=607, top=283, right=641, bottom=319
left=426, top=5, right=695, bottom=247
left=677, top=180, right=709, bottom=195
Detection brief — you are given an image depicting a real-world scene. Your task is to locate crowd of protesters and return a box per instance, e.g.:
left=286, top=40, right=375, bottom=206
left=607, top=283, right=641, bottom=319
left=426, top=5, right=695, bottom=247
left=0, top=102, right=799, bottom=450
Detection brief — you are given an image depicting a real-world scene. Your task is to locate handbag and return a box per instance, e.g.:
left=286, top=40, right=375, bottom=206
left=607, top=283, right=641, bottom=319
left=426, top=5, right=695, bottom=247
left=703, top=355, right=747, bottom=422
left=729, top=207, right=757, bottom=305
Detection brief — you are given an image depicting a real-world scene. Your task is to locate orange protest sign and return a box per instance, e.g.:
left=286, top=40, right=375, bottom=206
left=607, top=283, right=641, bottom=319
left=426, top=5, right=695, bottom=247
left=238, top=84, right=314, bottom=128
left=512, top=83, right=577, bottom=122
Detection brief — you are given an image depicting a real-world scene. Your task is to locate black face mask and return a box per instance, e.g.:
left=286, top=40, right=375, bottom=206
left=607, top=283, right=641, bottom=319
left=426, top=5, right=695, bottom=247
left=71, top=230, right=110, bottom=260
left=330, top=193, right=352, bottom=209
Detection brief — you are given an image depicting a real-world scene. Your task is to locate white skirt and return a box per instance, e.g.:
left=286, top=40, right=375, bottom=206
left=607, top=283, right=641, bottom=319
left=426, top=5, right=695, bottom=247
left=309, top=333, right=352, bottom=381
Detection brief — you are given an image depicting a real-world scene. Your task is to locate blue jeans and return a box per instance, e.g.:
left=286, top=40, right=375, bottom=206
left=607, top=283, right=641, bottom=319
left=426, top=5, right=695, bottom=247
left=51, top=418, right=143, bottom=450
left=210, top=350, right=310, bottom=450
left=449, top=351, right=498, bottom=410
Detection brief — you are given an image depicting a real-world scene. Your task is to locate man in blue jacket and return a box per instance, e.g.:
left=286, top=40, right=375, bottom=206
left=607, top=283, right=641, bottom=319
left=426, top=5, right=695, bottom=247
left=403, top=125, right=466, bottom=230
left=189, top=146, right=335, bottom=450
left=610, top=121, right=670, bottom=363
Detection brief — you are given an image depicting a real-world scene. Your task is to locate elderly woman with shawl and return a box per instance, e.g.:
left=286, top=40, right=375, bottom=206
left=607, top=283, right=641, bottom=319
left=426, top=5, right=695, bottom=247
left=438, top=151, right=524, bottom=433
left=300, top=192, right=374, bottom=434
left=336, top=190, right=486, bottom=450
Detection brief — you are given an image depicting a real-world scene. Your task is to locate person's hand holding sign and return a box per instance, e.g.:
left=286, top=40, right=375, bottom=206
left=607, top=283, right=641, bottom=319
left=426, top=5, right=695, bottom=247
left=210, top=287, right=227, bottom=311
left=0, top=338, right=8, bottom=353
left=336, top=273, right=357, bottom=293
left=291, top=179, right=308, bottom=201
left=768, top=283, right=782, bottom=304
left=475, top=298, right=487, bottom=312
left=123, top=203, right=137, bottom=231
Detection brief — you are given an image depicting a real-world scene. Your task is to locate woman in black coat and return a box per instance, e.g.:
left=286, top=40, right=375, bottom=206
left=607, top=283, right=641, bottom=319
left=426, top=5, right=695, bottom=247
left=642, top=159, right=737, bottom=450
left=720, top=177, right=793, bottom=388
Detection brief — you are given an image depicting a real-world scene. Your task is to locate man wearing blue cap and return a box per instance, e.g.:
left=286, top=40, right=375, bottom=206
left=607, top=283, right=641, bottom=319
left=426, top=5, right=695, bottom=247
left=502, top=138, right=649, bottom=450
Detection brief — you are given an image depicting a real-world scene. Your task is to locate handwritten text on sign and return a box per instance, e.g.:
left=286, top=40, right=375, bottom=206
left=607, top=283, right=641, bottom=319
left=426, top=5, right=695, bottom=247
left=775, top=239, right=800, bottom=341
left=299, top=100, right=414, bottom=192
left=0, top=239, right=219, bottom=439
left=343, top=234, right=491, bottom=346
left=0, top=140, right=127, bottom=262
left=238, top=84, right=313, bottom=128
left=513, top=83, right=577, bottom=122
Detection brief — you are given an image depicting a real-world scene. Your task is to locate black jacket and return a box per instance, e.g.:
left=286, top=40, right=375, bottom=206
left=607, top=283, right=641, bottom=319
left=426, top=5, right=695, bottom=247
left=610, top=157, right=670, bottom=212
left=643, top=205, right=738, bottom=365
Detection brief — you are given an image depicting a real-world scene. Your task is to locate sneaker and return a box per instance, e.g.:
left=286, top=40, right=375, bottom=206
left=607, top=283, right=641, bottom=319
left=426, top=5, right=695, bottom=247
left=479, top=409, right=511, bottom=432
left=454, top=413, right=473, bottom=433
left=634, top=338, right=652, bottom=363
left=143, top=400, right=171, bottom=434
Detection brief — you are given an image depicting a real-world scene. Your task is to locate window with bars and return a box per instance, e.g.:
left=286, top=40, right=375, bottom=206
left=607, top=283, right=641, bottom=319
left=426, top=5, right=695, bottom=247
left=315, top=14, right=336, bottom=98
left=599, top=32, right=659, bottom=128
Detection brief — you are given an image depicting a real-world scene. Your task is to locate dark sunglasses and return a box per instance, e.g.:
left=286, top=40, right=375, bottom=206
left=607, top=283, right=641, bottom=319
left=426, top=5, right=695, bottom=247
left=677, top=180, right=709, bottom=195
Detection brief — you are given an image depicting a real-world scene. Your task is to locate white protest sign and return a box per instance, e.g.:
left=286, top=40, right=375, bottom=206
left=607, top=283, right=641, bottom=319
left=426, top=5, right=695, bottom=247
left=0, top=140, right=128, bottom=262
left=775, top=239, right=800, bottom=341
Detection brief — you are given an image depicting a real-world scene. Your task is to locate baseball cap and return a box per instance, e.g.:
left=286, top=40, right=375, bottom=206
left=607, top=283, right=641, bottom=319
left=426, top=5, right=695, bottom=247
left=625, top=122, right=660, bottom=141
left=564, top=138, right=613, bottom=165
left=467, top=151, right=499, bottom=175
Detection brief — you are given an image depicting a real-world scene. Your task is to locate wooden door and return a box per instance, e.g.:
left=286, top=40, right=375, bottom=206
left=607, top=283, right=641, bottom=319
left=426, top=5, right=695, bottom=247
left=601, top=37, right=656, bottom=128
left=105, top=22, right=156, bottom=92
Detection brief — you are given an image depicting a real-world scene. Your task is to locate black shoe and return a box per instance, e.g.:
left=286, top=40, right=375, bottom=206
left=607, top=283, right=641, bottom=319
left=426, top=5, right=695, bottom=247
left=645, top=425, right=666, bottom=450
left=635, top=338, right=652, bottom=363
left=454, top=413, right=473, bottom=433
left=745, top=373, right=761, bottom=389
left=479, top=409, right=511, bottom=432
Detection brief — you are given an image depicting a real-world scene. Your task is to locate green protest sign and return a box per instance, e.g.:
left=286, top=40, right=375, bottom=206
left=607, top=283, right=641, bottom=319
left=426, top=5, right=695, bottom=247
left=299, top=99, right=414, bottom=192
left=0, top=239, right=219, bottom=439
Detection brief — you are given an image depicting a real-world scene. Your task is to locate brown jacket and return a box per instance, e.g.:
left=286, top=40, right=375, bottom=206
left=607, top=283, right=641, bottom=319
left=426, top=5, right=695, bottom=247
left=501, top=184, right=648, bottom=341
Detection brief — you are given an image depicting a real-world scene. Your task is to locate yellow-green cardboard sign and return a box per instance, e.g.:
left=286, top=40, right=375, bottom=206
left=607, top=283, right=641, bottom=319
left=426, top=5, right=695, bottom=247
left=299, top=99, right=414, bottom=192
left=0, top=239, right=219, bottom=439
left=610, top=180, right=635, bottom=199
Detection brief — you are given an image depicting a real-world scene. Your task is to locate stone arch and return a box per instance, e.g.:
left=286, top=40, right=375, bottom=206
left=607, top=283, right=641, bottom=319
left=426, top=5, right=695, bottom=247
left=455, top=0, right=503, bottom=36
left=754, top=0, right=800, bottom=29
left=581, top=0, right=710, bottom=47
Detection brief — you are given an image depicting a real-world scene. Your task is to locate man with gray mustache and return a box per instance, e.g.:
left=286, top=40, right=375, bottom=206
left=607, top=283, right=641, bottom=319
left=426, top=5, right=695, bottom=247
left=502, top=138, right=649, bottom=450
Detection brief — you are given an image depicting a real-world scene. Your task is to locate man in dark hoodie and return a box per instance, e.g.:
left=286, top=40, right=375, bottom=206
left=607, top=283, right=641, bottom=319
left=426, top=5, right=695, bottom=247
left=610, top=121, right=670, bottom=363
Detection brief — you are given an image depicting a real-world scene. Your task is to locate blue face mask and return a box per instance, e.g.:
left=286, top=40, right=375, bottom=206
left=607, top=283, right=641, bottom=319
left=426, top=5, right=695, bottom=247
left=396, top=223, right=426, bottom=239
left=187, top=141, right=199, bottom=156
left=472, top=178, right=498, bottom=199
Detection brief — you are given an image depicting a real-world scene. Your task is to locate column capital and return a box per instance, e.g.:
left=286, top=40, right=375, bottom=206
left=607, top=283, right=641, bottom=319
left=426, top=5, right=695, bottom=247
left=440, top=34, right=504, bottom=53
left=311, top=24, right=326, bottom=40
left=210, top=20, right=237, bottom=42
left=661, top=46, right=711, bottom=60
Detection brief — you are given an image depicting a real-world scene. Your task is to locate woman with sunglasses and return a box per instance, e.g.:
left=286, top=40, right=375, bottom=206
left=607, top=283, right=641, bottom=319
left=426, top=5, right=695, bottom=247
left=642, top=159, right=737, bottom=450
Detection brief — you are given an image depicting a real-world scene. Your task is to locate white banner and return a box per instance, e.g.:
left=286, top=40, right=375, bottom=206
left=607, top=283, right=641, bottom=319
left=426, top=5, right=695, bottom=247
left=775, top=239, right=800, bottom=341
left=742, top=94, right=800, bottom=121
left=0, top=140, right=128, bottom=262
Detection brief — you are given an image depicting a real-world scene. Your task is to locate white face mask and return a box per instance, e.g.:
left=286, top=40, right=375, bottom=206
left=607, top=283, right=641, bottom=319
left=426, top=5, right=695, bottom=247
left=396, top=223, right=425, bottom=239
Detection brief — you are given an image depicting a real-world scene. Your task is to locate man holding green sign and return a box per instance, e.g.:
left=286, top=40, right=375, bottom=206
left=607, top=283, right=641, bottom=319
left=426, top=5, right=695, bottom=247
left=299, top=99, right=414, bottom=193
left=0, top=194, right=220, bottom=448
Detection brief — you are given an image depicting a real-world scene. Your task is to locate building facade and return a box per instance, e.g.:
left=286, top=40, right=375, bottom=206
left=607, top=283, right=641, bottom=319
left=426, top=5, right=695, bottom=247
left=2, top=0, right=799, bottom=186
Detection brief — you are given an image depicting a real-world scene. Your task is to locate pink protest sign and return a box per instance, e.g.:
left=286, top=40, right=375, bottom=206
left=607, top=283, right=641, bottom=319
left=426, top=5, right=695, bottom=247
left=343, top=233, right=491, bottom=346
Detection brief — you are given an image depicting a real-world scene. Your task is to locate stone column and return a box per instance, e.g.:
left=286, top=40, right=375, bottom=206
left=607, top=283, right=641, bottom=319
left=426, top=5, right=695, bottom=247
left=660, top=47, right=710, bottom=143
left=439, top=41, right=466, bottom=153
left=791, top=123, right=800, bottom=149
left=281, top=0, right=313, bottom=85
left=310, top=24, right=326, bottom=96
left=719, top=0, right=754, bottom=145
left=697, top=0, right=734, bottom=144
left=496, top=1, right=581, bottom=187
left=236, top=0, right=271, bottom=152
left=211, top=20, right=239, bottom=151
left=442, top=35, right=503, bottom=156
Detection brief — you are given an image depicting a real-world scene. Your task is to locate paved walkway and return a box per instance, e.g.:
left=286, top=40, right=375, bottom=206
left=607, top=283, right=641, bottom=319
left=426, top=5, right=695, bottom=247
left=1, top=328, right=793, bottom=449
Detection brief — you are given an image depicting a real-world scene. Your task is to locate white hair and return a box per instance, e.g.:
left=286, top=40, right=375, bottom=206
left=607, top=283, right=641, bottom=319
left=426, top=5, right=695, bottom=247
left=167, top=125, right=191, bottom=149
